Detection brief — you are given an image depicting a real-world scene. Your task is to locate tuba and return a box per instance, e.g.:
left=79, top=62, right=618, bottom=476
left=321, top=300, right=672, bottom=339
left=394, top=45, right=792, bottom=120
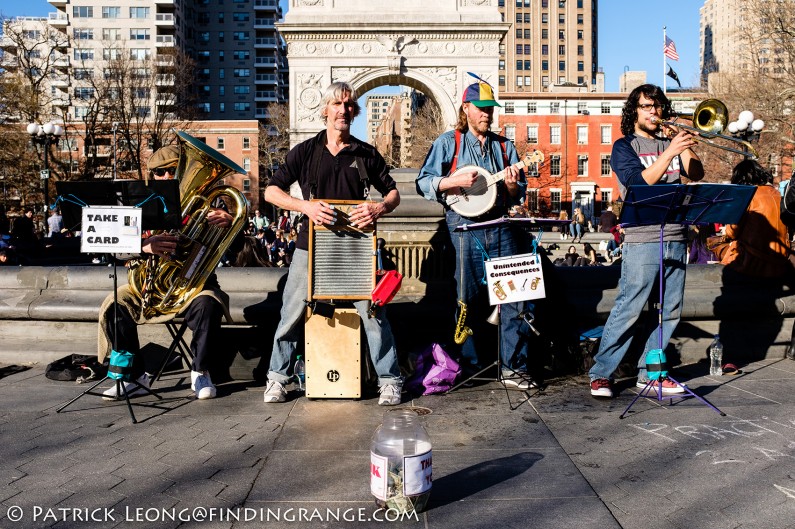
left=128, top=131, right=248, bottom=319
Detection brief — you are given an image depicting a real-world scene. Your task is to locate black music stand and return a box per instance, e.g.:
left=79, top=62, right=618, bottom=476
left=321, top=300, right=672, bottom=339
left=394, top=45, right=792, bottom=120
left=445, top=217, right=566, bottom=407
left=55, top=180, right=180, bottom=424
left=617, top=183, right=755, bottom=419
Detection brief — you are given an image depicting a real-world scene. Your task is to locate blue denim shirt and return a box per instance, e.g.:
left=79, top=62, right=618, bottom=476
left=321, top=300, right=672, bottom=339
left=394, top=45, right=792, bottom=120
left=416, top=129, right=526, bottom=210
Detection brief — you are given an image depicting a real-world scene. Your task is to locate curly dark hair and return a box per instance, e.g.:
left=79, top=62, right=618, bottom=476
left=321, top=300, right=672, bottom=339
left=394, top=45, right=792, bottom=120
left=731, top=159, right=773, bottom=186
left=620, top=84, right=673, bottom=136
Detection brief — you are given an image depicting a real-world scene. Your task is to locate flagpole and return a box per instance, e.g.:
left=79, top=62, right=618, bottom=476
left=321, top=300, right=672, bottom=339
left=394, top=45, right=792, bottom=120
left=663, top=26, right=667, bottom=93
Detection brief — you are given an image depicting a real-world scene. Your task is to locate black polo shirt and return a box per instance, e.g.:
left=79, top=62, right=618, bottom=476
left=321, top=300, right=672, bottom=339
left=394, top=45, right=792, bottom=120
left=269, top=130, right=397, bottom=251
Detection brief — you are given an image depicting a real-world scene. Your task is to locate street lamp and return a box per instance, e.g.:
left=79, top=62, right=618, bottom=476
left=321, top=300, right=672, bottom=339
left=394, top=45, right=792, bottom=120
left=27, top=121, right=64, bottom=221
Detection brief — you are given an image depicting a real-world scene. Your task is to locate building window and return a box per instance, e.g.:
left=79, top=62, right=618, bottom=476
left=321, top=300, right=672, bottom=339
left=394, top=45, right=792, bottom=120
left=524, top=60, right=531, bottom=70
left=499, top=75, right=506, bottom=86
left=233, top=32, right=250, bottom=41
left=600, top=125, right=612, bottom=144
left=102, top=6, right=120, bottom=18
left=219, top=103, right=225, bottom=112
left=559, top=45, right=566, bottom=55
left=516, top=60, right=523, bottom=71
left=542, top=44, right=548, bottom=56
left=577, top=125, right=588, bottom=144
left=578, top=155, right=588, bottom=176
left=550, top=102, right=560, bottom=114
left=601, top=102, right=611, bottom=114
left=527, top=189, right=538, bottom=212
left=578, top=13, right=584, bottom=24
left=601, top=155, right=612, bottom=176
left=542, top=60, right=549, bottom=71
left=578, top=61, right=585, bottom=72
left=74, top=48, right=94, bottom=61
left=577, top=102, right=588, bottom=114
left=73, top=6, right=93, bottom=17
left=243, top=137, right=251, bottom=149
left=542, top=76, right=550, bottom=87
left=504, top=125, right=516, bottom=142
left=516, top=29, right=522, bottom=39
left=504, top=102, right=515, bottom=114
left=73, top=29, right=94, bottom=40
left=578, top=45, right=584, bottom=56
left=578, top=30, right=584, bottom=39
left=73, top=68, right=93, bottom=80
left=217, top=138, right=225, bottom=150
left=103, top=28, right=121, bottom=41
left=233, top=85, right=250, bottom=94
left=527, top=124, right=539, bottom=144
left=129, top=7, right=150, bottom=18
left=233, top=51, right=250, bottom=60
left=524, top=29, right=531, bottom=39
left=559, top=60, right=566, bottom=70
left=233, top=102, right=251, bottom=111
left=233, top=69, right=250, bottom=77
left=130, top=29, right=150, bottom=40
left=243, top=179, right=251, bottom=192
left=601, top=191, right=612, bottom=213
left=516, top=77, right=523, bottom=88
left=542, top=13, right=548, bottom=23
left=130, top=49, right=151, bottom=61
left=499, top=60, right=505, bottom=70
left=528, top=101, right=537, bottom=114
left=551, top=189, right=562, bottom=211
left=516, top=44, right=523, bottom=55
left=233, top=12, right=250, bottom=21
left=524, top=76, right=531, bottom=88
left=550, top=125, right=561, bottom=144
left=550, top=156, right=561, bottom=176
left=524, top=44, right=531, bottom=54
left=243, top=158, right=251, bottom=171
left=542, top=28, right=548, bottom=39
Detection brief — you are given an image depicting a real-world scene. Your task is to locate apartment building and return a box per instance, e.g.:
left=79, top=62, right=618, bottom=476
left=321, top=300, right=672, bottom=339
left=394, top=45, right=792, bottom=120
left=6, top=0, right=287, bottom=122
left=497, top=0, right=601, bottom=95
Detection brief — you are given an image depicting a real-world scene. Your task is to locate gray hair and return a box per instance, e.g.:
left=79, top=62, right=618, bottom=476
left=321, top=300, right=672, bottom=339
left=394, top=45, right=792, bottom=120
left=320, top=81, right=361, bottom=123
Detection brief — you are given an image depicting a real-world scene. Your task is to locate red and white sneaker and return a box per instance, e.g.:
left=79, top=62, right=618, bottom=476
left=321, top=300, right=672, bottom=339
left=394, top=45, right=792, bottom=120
left=590, top=378, right=613, bottom=398
left=636, top=376, right=685, bottom=395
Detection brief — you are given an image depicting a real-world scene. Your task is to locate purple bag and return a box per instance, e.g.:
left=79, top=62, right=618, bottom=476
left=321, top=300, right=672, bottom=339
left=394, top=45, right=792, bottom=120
left=406, top=343, right=461, bottom=395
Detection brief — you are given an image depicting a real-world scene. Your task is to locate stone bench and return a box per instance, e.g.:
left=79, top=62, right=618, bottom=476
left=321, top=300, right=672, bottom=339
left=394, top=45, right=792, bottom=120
left=1, top=263, right=792, bottom=369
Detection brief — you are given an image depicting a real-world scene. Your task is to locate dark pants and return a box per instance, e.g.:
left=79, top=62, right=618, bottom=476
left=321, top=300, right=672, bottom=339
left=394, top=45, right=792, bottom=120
left=104, top=295, right=222, bottom=377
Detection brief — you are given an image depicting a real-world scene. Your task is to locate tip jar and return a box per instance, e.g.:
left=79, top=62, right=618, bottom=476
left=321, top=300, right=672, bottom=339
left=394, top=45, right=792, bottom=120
left=370, top=409, right=432, bottom=513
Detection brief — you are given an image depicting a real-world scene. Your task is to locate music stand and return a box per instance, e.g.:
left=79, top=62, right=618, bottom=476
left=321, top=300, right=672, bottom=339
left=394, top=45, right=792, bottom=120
left=445, top=217, right=565, bottom=406
left=55, top=180, right=180, bottom=424
left=617, top=183, right=755, bottom=419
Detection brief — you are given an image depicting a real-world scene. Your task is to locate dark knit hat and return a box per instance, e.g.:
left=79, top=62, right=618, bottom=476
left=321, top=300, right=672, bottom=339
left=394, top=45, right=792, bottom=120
left=147, top=145, right=180, bottom=170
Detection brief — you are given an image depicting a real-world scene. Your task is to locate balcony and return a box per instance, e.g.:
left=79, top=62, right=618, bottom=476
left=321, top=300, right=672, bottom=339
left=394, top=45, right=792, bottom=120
left=49, top=75, right=70, bottom=87
left=156, top=95, right=175, bottom=106
left=48, top=12, right=69, bottom=26
left=47, top=0, right=68, bottom=5
left=254, top=0, right=279, bottom=10
left=51, top=97, right=71, bottom=107
left=255, top=90, right=277, bottom=101
left=254, top=37, right=277, bottom=49
left=254, top=18, right=276, bottom=28
left=156, top=35, right=175, bottom=47
left=254, top=73, right=277, bottom=84
left=155, top=74, right=175, bottom=86
left=155, top=54, right=175, bottom=66
left=155, top=13, right=175, bottom=26
left=254, top=56, right=277, bottom=67
left=154, top=0, right=175, bottom=4
left=52, top=54, right=70, bottom=68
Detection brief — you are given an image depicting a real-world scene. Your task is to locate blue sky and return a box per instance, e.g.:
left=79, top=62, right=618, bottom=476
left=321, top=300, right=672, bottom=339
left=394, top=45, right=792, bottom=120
left=3, top=0, right=703, bottom=135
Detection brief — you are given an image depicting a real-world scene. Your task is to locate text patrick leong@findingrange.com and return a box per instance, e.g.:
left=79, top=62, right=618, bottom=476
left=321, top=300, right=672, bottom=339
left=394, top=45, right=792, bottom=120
left=4, top=506, right=420, bottom=524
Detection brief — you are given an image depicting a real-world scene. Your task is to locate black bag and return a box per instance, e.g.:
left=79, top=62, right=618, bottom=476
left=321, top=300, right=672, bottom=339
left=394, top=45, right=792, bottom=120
left=45, top=354, right=107, bottom=382
left=781, top=180, right=795, bottom=230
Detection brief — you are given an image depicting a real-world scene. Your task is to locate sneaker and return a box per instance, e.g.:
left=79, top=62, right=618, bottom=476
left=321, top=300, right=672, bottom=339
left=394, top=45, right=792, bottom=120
left=102, top=373, right=150, bottom=401
left=378, top=383, right=402, bottom=406
left=263, top=380, right=287, bottom=403
left=191, top=370, right=216, bottom=400
left=590, top=378, right=613, bottom=398
left=501, top=370, right=539, bottom=390
left=636, top=376, right=686, bottom=395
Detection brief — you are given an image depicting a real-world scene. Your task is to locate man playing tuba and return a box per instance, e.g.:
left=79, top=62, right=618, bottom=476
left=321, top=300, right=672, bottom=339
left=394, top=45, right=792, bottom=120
left=97, top=144, right=240, bottom=401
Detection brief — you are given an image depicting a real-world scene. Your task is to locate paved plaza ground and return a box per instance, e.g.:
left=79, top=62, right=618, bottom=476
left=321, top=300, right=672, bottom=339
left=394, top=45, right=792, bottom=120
left=0, top=355, right=793, bottom=529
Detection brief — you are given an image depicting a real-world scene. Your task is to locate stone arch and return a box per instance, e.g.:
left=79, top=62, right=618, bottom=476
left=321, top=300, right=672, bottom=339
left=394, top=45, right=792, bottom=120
left=277, top=0, right=509, bottom=146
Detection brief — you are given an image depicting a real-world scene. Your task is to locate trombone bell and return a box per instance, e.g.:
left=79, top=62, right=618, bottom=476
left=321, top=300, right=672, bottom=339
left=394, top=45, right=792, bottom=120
left=487, top=307, right=500, bottom=326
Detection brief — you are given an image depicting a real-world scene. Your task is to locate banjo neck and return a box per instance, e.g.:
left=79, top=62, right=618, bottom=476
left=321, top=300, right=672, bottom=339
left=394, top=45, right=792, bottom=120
left=486, top=159, right=530, bottom=187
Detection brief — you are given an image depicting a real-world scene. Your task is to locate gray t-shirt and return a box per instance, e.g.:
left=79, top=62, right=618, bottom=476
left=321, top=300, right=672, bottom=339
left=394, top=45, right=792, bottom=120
left=612, top=134, right=687, bottom=244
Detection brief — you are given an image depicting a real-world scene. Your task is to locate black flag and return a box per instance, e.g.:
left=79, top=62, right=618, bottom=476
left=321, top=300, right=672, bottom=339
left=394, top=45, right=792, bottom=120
left=667, top=65, right=681, bottom=88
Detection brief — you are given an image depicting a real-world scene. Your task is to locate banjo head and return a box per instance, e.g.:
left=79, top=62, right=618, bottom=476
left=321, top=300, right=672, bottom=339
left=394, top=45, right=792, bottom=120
left=447, top=165, right=497, bottom=217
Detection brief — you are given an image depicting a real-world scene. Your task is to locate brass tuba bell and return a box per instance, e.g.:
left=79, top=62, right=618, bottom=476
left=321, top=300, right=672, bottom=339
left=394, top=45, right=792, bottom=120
left=128, top=131, right=249, bottom=318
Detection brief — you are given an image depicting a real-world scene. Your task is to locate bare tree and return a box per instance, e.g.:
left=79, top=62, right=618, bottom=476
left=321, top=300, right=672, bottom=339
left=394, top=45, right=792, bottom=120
left=406, top=98, right=446, bottom=168
left=258, top=101, right=291, bottom=189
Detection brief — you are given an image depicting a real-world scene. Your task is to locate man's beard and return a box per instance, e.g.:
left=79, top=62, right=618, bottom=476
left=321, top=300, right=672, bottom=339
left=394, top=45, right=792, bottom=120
left=333, top=119, right=351, bottom=132
left=470, top=118, right=492, bottom=134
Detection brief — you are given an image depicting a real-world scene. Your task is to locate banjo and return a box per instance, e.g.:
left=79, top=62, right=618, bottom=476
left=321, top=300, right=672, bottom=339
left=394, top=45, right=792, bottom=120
left=445, top=150, right=545, bottom=218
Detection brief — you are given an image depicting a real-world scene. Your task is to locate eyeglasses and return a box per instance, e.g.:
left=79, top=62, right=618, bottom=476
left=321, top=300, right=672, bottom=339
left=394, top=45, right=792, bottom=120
left=637, top=103, right=662, bottom=111
left=152, top=166, right=176, bottom=176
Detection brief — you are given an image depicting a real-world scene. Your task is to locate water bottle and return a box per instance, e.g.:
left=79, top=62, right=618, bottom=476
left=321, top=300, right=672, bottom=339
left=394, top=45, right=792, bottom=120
left=294, top=355, right=305, bottom=392
left=709, top=335, right=723, bottom=376
left=371, top=409, right=432, bottom=513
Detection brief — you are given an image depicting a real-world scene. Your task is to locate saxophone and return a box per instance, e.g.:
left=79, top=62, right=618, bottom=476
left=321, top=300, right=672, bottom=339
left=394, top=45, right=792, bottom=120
left=453, top=300, right=473, bottom=345
left=128, top=131, right=248, bottom=319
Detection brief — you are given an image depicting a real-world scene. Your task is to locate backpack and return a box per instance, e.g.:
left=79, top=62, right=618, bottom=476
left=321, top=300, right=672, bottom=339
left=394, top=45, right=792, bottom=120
left=781, top=180, right=795, bottom=231
left=45, top=354, right=107, bottom=382
left=405, top=343, right=461, bottom=395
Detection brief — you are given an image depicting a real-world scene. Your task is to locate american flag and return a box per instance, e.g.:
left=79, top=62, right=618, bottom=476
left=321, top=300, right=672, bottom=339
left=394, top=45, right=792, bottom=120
left=664, top=35, right=680, bottom=61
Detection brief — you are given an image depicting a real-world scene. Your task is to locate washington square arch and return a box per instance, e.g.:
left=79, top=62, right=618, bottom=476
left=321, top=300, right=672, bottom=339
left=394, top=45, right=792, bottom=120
left=277, top=0, right=509, bottom=145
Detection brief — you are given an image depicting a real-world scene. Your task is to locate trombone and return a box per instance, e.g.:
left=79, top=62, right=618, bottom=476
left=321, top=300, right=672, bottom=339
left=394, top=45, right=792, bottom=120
left=651, top=99, right=758, bottom=159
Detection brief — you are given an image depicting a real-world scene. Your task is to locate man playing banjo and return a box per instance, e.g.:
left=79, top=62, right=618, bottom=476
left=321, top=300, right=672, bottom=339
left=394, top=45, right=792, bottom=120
left=416, top=75, right=537, bottom=390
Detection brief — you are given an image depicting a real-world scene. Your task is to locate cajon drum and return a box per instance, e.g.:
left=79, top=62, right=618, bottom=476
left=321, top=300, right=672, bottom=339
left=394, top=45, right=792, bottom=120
left=304, top=308, right=361, bottom=398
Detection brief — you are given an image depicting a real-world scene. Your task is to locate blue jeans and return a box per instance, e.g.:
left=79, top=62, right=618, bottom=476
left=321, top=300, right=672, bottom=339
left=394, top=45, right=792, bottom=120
left=267, top=249, right=401, bottom=387
left=446, top=211, right=531, bottom=372
left=588, top=241, right=686, bottom=381
left=570, top=222, right=582, bottom=238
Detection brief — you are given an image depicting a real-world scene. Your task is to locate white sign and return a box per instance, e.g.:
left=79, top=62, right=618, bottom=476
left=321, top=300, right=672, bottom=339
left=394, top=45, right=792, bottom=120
left=40, top=169, right=50, bottom=180
left=80, top=206, right=142, bottom=254
left=485, top=252, right=546, bottom=304
left=370, top=452, right=388, bottom=501
left=403, top=450, right=432, bottom=496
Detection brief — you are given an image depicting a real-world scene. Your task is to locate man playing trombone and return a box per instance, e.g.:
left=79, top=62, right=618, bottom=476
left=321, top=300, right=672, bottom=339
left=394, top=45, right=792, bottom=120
left=589, top=84, right=703, bottom=398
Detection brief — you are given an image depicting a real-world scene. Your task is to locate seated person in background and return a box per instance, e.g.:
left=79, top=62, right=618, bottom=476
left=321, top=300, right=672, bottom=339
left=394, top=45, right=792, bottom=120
left=574, top=242, right=599, bottom=266
left=98, top=145, right=238, bottom=401
left=561, top=245, right=579, bottom=266
left=720, top=159, right=791, bottom=277
left=687, top=224, right=718, bottom=264
left=234, top=236, right=271, bottom=267
left=599, top=206, right=618, bottom=233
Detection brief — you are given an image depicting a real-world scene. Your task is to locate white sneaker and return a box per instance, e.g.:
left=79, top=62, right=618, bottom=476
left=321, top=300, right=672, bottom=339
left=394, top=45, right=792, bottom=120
left=263, top=380, right=287, bottom=403
left=378, top=383, right=402, bottom=406
left=191, top=370, right=216, bottom=400
left=501, top=371, right=539, bottom=390
left=102, top=373, right=150, bottom=401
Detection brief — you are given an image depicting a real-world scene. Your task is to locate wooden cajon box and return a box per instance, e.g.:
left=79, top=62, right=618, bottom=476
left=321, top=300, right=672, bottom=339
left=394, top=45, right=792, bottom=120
left=304, top=308, right=361, bottom=398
